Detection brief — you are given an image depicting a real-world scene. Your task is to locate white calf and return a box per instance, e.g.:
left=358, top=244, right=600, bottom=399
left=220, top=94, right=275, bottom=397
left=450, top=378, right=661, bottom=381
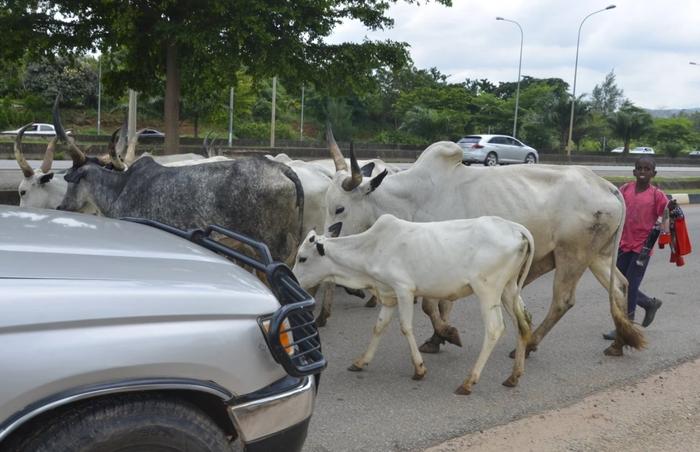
left=293, top=214, right=535, bottom=395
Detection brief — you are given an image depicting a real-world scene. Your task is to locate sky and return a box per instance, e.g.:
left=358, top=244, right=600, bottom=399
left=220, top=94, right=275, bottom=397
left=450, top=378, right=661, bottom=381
left=327, top=0, right=700, bottom=110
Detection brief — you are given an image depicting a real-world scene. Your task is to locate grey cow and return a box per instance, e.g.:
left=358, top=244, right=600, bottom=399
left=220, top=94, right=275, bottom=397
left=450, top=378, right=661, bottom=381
left=56, top=131, right=304, bottom=265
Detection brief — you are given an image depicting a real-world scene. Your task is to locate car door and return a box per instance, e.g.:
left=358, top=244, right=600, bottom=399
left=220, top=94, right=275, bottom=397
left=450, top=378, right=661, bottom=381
left=486, top=136, right=507, bottom=162
left=503, top=137, right=522, bottom=162
left=38, top=124, right=55, bottom=136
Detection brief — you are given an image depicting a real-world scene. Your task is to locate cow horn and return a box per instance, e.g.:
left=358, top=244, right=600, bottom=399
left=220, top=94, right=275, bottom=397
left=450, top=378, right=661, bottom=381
left=53, top=94, right=86, bottom=166
left=14, top=123, right=35, bottom=178
left=108, top=128, right=126, bottom=171
left=327, top=124, right=347, bottom=172
left=341, top=141, right=363, bottom=191
left=115, top=121, right=128, bottom=159
left=40, top=137, right=57, bottom=174
left=124, top=128, right=146, bottom=165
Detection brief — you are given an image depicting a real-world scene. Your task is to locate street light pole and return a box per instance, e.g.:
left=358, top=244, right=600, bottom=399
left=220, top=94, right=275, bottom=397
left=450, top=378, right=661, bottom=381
left=497, top=17, right=523, bottom=138
left=566, top=5, right=616, bottom=159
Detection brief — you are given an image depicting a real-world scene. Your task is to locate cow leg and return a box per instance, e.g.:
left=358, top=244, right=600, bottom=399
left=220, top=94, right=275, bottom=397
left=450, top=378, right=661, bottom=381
left=525, top=253, right=588, bottom=354
left=395, top=290, right=427, bottom=380
left=500, top=280, right=531, bottom=388
left=418, top=298, right=462, bottom=354
left=456, top=287, right=505, bottom=395
left=349, top=300, right=396, bottom=372
left=315, top=282, right=335, bottom=327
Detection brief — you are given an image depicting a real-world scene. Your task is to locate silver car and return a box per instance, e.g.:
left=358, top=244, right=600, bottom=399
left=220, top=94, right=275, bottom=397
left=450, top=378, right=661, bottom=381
left=457, top=134, right=539, bottom=166
left=0, top=123, right=72, bottom=136
left=0, top=207, right=325, bottom=452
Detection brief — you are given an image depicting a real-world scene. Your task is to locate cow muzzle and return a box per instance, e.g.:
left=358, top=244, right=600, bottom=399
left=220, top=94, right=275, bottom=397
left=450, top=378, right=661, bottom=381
left=328, top=222, right=342, bottom=238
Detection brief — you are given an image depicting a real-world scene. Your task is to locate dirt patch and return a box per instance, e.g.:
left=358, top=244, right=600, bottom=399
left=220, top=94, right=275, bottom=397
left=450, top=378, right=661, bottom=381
left=426, top=357, right=700, bottom=452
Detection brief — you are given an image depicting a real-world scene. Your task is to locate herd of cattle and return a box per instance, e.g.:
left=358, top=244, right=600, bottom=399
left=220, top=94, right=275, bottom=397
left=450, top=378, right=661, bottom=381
left=11, top=98, right=649, bottom=395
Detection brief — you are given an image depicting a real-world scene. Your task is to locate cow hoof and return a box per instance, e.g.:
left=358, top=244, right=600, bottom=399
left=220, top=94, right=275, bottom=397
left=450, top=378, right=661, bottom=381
left=454, top=385, right=472, bottom=395
left=364, top=296, right=378, bottom=308
left=509, top=345, right=536, bottom=359
left=604, top=344, right=624, bottom=357
left=315, top=315, right=328, bottom=328
left=412, top=370, right=426, bottom=381
left=419, top=341, right=441, bottom=354
left=441, top=327, right=463, bottom=347
left=502, top=376, right=519, bottom=388
left=347, top=363, right=364, bottom=372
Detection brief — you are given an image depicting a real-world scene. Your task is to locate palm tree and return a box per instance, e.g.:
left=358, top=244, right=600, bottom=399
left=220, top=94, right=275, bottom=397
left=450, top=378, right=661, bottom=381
left=547, top=94, right=590, bottom=152
left=607, top=102, right=653, bottom=153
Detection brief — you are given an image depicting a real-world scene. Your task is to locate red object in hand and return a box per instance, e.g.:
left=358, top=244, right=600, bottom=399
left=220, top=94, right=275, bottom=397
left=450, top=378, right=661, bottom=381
left=659, top=232, right=671, bottom=248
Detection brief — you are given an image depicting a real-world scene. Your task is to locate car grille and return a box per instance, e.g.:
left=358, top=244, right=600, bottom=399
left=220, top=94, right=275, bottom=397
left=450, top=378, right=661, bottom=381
left=121, top=218, right=326, bottom=377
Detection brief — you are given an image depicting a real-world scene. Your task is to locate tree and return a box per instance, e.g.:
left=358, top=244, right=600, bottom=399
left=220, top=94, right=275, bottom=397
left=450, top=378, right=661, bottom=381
left=2, top=0, right=448, bottom=153
left=607, top=102, right=653, bottom=153
left=591, top=70, right=624, bottom=115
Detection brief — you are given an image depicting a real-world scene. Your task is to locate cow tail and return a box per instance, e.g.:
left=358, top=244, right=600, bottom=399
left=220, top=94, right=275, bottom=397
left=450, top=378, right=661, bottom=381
left=514, top=225, right=535, bottom=336
left=517, top=226, right=535, bottom=295
left=609, top=190, right=646, bottom=350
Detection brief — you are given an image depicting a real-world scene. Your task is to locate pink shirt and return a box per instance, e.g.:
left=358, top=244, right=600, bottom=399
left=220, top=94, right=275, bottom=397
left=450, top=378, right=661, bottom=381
left=619, top=182, right=668, bottom=253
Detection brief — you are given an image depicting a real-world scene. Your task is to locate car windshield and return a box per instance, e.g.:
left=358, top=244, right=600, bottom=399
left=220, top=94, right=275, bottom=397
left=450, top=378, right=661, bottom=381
left=458, top=136, right=481, bottom=144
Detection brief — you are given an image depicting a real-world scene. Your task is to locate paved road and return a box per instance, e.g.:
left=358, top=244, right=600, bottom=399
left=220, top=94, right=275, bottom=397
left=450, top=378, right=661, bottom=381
left=304, top=205, right=700, bottom=452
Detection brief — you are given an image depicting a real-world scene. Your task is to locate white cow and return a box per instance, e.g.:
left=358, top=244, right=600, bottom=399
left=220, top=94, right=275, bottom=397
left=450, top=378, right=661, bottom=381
left=293, top=214, right=535, bottom=394
left=13, top=125, right=64, bottom=209
left=13, top=123, right=101, bottom=214
left=323, top=138, right=645, bottom=358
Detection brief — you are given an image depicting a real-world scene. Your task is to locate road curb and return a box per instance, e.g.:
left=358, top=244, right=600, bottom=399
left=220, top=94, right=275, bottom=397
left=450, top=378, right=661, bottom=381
left=668, top=194, right=700, bottom=205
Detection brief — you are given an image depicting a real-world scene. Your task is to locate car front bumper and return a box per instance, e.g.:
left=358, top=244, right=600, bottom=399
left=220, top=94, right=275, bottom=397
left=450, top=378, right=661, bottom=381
left=228, top=375, right=316, bottom=452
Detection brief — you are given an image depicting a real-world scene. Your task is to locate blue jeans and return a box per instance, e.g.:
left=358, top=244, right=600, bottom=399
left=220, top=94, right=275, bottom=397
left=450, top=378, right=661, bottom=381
left=617, top=250, right=654, bottom=319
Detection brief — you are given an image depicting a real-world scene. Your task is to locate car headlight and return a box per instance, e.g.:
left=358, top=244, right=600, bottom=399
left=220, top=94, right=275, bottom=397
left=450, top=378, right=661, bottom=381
left=260, top=317, right=296, bottom=356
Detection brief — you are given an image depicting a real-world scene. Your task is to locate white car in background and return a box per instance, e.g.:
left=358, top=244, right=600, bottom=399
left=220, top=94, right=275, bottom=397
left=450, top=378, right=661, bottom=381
left=1, top=123, right=72, bottom=136
left=610, top=146, right=655, bottom=154
left=457, top=134, right=538, bottom=166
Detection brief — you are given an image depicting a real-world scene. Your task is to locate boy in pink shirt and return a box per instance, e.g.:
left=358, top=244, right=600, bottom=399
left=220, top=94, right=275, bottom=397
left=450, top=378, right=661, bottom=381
left=603, top=156, right=673, bottom=340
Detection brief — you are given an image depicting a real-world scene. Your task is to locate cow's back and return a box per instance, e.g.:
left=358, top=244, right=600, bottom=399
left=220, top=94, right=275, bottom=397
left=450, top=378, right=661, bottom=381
left=406, top=163, right=623, bottom=260
left=112, top=157, right=304, bottom=262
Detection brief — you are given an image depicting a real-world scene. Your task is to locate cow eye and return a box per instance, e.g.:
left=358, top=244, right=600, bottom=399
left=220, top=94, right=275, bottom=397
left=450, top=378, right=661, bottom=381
left=299, top=257, right=307, bottom=263
left=335, top=206, right=345, bottom=215
left=20, top=190, right=26, bottom=196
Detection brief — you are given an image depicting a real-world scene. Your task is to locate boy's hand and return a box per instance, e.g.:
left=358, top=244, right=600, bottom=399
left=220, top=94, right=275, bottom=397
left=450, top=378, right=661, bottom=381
left=668, top=199, right=678, bottom=210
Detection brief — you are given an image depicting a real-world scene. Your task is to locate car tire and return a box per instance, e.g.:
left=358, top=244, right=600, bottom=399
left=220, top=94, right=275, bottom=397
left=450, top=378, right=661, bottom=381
left=524, top=153, right=537, bottom=164
left=462, top=161, right=471, bottom=166
left=9, top=394, right=233, bottom=452
left=484, top=152, right=498, bottom=167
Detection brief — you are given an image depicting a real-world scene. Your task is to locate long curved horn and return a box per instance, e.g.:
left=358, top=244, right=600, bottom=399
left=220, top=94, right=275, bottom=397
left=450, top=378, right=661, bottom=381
left=40, top=137, right=57, bottom=174
left=115, top=121, right=128, bottom=159
left=124, top=128, right=146, bottom=165
left=107, top=128, right=126, bottom=171
left=53, top=95, right=86, bottom=166
left=14, top=123, right=35, bottom=178
left=326, top=124, right=347, bottom=172
left=341, top=141, right=363, bottom=191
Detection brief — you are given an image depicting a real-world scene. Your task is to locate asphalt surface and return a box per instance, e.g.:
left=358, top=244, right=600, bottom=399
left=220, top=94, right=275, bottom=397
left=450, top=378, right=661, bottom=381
left=303, top=205, right=700, bottom=452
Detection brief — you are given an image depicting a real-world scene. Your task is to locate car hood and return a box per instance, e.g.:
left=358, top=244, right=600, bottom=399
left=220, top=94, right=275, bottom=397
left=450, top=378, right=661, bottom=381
left=0, top=207, right=281, bottom=325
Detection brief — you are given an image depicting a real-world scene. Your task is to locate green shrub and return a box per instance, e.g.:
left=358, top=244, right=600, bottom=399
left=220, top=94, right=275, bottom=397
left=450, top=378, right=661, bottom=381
left=662, top=141, right=683, bottom=158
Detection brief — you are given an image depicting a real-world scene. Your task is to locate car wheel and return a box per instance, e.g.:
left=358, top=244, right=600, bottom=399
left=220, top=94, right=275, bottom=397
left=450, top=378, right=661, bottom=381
left=524, top=153, right=537, bottom=164
left=10, top=394, right=232, bottom=452
left=484, top=152, right=498, bottom=167
left=462, top=161, right=471, bottom=166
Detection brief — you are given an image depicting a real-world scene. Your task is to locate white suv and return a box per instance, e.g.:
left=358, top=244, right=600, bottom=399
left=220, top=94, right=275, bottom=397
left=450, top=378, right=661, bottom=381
left=457, top=134, right=539, bottom=166
left=0, top=207, right=325, bottom=452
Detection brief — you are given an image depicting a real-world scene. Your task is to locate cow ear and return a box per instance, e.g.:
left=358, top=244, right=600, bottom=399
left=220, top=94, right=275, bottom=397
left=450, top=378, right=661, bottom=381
left=360, top=162, right=375, bottom=177
left=315, top=242, right=325, bottom=256
left=369, top=169, right=388, bottom=192
left=39, top=172, right=55, bottom=184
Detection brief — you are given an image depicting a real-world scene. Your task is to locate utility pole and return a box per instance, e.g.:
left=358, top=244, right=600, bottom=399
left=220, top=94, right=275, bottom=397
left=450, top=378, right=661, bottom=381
left=300, top=84, right=305, bottom=142
left=270, top=76, right=277, bottom=148
left=128, top=89, right=138, bottom=144
left=228, top=87, right=234, bottom=147
left=97, top=57, right=102, bottom=135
